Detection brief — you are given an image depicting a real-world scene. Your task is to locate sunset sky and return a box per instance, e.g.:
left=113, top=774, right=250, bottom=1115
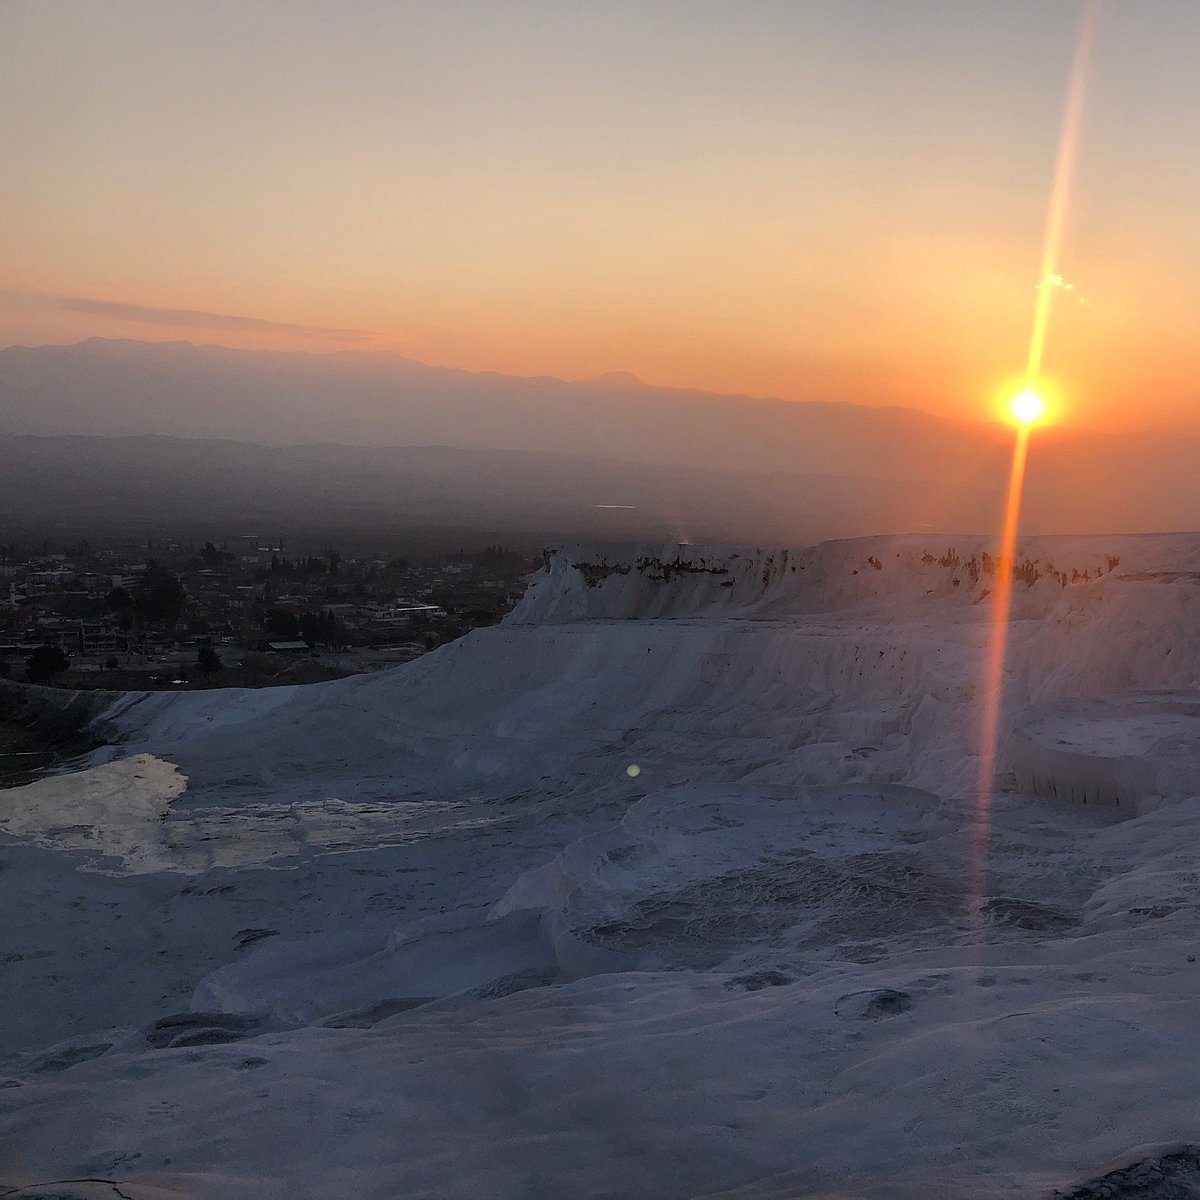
left=4, top=1, right=1200, bottom=433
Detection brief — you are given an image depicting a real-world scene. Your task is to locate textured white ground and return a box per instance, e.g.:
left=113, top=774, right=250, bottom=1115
left=2, top=534, right=1199, bottom=1199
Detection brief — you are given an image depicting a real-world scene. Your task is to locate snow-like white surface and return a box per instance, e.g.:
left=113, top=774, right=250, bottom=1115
left=0, top=753, right=185, bottom=873
left=2, top=534, right=1199, bottom=1198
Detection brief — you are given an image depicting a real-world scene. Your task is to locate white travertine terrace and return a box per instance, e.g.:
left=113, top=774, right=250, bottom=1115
left=1, top=533, right=1198, bottom=1199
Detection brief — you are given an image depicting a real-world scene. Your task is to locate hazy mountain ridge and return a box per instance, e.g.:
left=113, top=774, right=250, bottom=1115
left=0, top=337, right=1008, bottom=480
left=1, top=339, right=1199, bottom=539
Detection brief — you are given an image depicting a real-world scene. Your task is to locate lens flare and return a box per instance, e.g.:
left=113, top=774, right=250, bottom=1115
left=970, top=423, right=1030, bottom=925
left=970, top=1, right=1097, bottom=939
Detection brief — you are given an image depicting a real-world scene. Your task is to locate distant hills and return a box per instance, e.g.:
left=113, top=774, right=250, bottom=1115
left=0, top=337, right=995, bottom=481
left=0, top=338, right=1197, bottom=541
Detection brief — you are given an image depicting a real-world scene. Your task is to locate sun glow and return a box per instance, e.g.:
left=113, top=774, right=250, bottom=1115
left=1010, top=388, right=1047, bottom=426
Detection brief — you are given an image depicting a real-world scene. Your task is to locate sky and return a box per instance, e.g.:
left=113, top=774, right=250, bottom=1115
left=3, top=0, right=1200, bottom=434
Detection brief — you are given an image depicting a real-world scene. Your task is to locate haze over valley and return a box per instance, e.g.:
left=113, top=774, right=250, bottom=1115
left=3, top=338, right=1200, bottom=543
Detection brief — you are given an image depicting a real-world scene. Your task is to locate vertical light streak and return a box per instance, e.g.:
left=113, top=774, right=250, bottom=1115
left=969, top=2, right=1096, bottom=928
left=1025, top=2, right=1096, bottom=387
left=969, top=425, right=1029, bottom=921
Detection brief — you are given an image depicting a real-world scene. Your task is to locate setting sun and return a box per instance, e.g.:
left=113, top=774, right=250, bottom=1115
left=1010, top=388, right=1048, bottom=426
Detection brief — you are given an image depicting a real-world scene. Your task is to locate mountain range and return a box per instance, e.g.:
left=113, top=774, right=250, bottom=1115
left=0, top=338, right=1197, bottom=541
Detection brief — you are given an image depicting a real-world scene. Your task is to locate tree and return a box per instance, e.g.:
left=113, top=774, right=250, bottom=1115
left=199, top=541, right=231, bottom=570
left=27, top=644, right=69, bottom=682
left=264, top=607, right=301, bottom=639
left=196, top=644, right=223, bottom=675
left=104, top=586, right=134, bottom=614
left=134, top=562, right=185, bottom=624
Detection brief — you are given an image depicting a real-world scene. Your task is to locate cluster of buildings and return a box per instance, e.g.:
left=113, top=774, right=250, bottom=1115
left=0, top=537, right=538, bottom=687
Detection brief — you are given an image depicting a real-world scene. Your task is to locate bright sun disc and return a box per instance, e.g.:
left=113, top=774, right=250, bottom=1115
left=1010, top=389, right=1047, bottom=426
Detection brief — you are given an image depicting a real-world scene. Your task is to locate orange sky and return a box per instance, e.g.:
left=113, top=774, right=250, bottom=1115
left=3, top=2, right=1200, bottom=434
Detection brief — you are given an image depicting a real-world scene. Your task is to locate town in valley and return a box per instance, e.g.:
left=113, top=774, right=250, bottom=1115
left=0, top=534, right=540, bottom=689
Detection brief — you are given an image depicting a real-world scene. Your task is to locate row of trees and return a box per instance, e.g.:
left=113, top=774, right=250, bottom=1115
left=19, top=641, right=224, bottom=683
